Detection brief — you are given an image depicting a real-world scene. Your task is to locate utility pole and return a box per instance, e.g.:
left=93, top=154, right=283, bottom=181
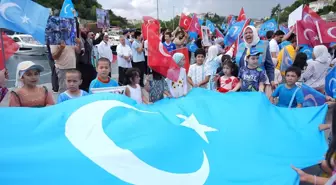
left=156, top=0, right=159, bottom=20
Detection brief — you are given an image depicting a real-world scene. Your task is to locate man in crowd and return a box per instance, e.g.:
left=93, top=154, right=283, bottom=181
left=116, top=36, right=132, bottom=85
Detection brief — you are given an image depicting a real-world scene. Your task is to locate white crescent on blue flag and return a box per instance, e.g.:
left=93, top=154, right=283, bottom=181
left=187, top=42, right=198, bottom=52
left=280, top=47, right=293, bottom=72
left=0, top=89, right=328, bottom=185
left=326, top=66, right=336, bottom=98
left=198, top=18, right=204, bottom=26
left=299, top=45, right=313, bottom=60
left=206, top=19, right=215, bottom=33
left=0, top=0, right=50, bottom=44
left=224, top=21, right=244, bottom=46
left=60, top=0, right=78, bottom=18
left=299, top=83, right=326, bottom=107
left=258, top=19, right=278, bottom=37
left=188, top=31, right=198, bottom=40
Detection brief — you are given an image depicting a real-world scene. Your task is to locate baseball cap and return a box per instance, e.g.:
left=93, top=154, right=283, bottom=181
left=248, top=48, right=262, bottom=56
left=18, top=61, right=44, bottom=78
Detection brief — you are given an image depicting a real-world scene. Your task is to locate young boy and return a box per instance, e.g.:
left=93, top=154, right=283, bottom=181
left=271, top=66, right=304, bottom=108
left=89, top=57, right=119, bottom=93
left=188, top=49, right=208, bottom=88
left=163, top=32, right=176, bottom=52
left=58, top=69, right=89, bottom=103
left=235, top=49, right=267, bottom=92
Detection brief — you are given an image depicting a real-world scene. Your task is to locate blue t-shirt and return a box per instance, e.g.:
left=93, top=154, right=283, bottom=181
left=89, top=78, right=119, bottom=93
left=238, top=66, right=267, bottom=92
left=272, top=84, right=304, bottom=108
left=163, top=42, right=176, bottom=52
left=58, top=90, right=89, bottom=103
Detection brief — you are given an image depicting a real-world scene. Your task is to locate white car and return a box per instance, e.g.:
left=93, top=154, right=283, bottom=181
left=10, top=34, right=47, bottom=56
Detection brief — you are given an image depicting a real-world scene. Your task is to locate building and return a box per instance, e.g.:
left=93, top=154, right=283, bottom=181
left=309, top=0, right=335, bottom=12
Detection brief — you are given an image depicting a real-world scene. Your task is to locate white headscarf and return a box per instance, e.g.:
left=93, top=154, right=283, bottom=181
left=243, top=25, right=260, bottom=48
left=206, top=45, right=219, bottom=63
left=313, top=45, right=331, bottom=64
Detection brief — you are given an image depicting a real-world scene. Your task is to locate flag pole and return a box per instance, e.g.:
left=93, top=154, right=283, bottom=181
left=0, top=29, right=6, bottom=69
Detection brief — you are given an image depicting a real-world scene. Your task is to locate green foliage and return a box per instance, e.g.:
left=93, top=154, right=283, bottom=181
left=33, top=0, right=129, bottom=27
left=317, top=1, right=336, bottom=15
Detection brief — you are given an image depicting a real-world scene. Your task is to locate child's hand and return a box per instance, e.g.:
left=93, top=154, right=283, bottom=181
left=319, top=124, right=331, bottom=131
left=213, top=74, right=220, bottom=82
left=326, top=95, right=335, bottom=102
left=291, top=165, right=311, bottom=182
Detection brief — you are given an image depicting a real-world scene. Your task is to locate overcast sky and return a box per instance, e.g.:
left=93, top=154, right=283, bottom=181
left=97, top=0, right=296, bottom=20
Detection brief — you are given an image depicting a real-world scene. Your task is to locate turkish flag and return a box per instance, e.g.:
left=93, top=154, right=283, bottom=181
left=142, top=16, right=160, bottom=40
left=227, top=15, right=233, bottom=24
left=148, top=30, right=180, bottom=81
left=296, top=20, right=321, bottom=47
left=215, top=28, right=224, bottom=38
left=0, top=32, right=19, bottom=70
left=171, top=47, right=190, bottom=73
left=302, top=5, right=322, bottom=24
left=188, top=14, right=201, bottom=36
left=237, top=8, right=246, bottom=22
left=316, top=21, right=336, bottom=44
left=179, top=13, right=192, bottom=30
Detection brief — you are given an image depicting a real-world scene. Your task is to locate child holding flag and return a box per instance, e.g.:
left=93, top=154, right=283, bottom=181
left=166, top=53, right=188, bottom=98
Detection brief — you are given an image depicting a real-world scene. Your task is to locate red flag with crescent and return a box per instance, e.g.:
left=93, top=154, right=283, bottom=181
left=296, top=20, right=321, bottom=47
left=0, top=32, right=19, bottom=70
left=188, top=14, right=202, bottom=37
left=316, top=21, right=336, bottom=44
left=148, top=30, right=180, bottom=81
left=179, top=13, right=192, bottom=30
left=142, top=16, right=160, bottom=40
left=302, top=5, right=322, bottom=24
left=237, top=8, right=246, bottom=22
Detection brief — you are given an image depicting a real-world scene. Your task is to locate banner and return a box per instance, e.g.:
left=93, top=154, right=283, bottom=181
left=45, top=16, right=77, bottom=45
left=201, top=26, right=211, bottom=46
left=96, top=8, right=110, bottom=29
left=90, top=86, right=126, bottom=94
left=0, top=89, right=328, bottom=185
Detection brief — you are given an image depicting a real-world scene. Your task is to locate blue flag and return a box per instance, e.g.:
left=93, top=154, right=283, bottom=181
left=60, top=0, right=78, bottom=18
left=198, top=18, right=204, bottom=26
left=300, top=83, right=326, bottom=107
left=0, top=0, right=50, bottom=44
left=221, top=23, right=226, bottom=32
left=0, top=89, right=328, bottom=185
left=206, top=19, right=215, bottom=33
left=280, top=47, right=293, bottom=72
left=258, top=19, right=278, bottom=37
left=187, top=42, right=198, bottom=52
left=224, top=21, right=244, bottom=46
left=188, top=31, right=198, bottom=40
left=325, top=66, right=336, bottom=98
left=299, top=44, right=313, bottom=60
left=280, top=25, right=289, bottom=34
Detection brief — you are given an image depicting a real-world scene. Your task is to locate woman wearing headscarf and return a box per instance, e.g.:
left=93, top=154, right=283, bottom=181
left=204, top=45, right=221, bottom=90
left=166, top=53, right=188, bottom=98
left=302, top=45, right=331, bottom=92
left=235, top=25, right=275, bottom=91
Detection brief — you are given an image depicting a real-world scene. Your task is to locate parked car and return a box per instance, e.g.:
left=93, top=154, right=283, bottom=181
left=9, top=34, right=47, bottom=56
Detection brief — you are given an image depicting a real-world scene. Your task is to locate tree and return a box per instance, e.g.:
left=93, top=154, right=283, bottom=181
left=271, top=4, right=281, bottom=18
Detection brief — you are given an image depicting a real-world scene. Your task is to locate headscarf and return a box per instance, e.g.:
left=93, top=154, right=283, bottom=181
left=206, top=45, right=219, bottom=63
left=172, top=53, right=185, bottom=64
left=243, top=25, right=260, bottom=48
left=15, top=61, right=44, bottom=88
left=313, top=45, right=331, bottom=64
left=215, top=38, right=224, bottom=45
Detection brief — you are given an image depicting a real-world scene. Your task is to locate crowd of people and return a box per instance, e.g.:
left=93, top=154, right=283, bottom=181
left=1, top=20, right=336, bottom=183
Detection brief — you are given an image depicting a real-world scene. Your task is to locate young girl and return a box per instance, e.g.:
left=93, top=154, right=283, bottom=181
left=9, top=61, right=55, bottom=107
left=146, top=70, right=172, bottom=103
left=204, top=45, right=221, bottom=90
left=125, top=68, right=148, bottom=104
left=166, top=53, right=188, bottom=98
left=217, top=60, right=239, bottom=93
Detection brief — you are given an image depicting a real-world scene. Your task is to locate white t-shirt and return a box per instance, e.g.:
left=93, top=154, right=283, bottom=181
left=269, top=39, right=279, bottom=56
left=97, top=41, right=113, bottom=62
left=144, top=40, right=148, bottom=56
left=127, top=84, right=142, bottom=104
left=166, top=68, right=188, bottom=98
left=188, top=64, right=206, bottom=88
left=116, top=44, right=132, bottom=68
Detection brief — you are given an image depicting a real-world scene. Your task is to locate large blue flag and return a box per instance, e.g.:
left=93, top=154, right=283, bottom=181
left=0, top=0, right=50, bottom=44
left=325, top=66, right=336, bottom=98
left=188, top=31, right=198, bottom=40
left=0, top=89, right=328, bottom=185
left=187, top=42, right=198, bottom=52
left=206, top=19, right=215, bottom=33
left=198, top=18, right=204, bottom=26
left=60, top=0, right=78, bottom=18
left=224, top=21, right=244, bottom=46
left=258, top=19, right=278, bottom=37
left=280, top=25, right=289, bottom=34
left=221, top=23, right=227, bottom=32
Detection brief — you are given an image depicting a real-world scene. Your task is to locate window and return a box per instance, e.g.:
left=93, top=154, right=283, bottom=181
left=13, top=37, right=20, bottom=42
